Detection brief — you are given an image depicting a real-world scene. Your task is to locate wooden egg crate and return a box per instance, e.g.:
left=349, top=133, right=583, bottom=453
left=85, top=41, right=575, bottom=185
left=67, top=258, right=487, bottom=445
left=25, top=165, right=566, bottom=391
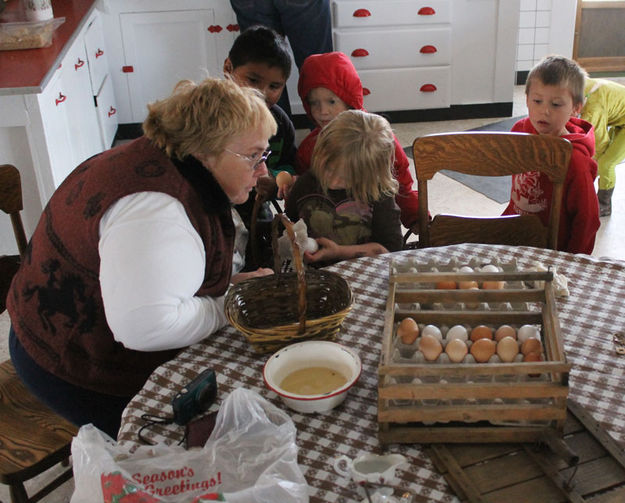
left=378, top=257, right=571, bottom=444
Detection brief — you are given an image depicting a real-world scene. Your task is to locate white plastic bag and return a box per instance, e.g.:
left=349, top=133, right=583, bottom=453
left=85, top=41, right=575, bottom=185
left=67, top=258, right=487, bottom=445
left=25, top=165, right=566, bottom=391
left=71, top=388, right=309, bottom=502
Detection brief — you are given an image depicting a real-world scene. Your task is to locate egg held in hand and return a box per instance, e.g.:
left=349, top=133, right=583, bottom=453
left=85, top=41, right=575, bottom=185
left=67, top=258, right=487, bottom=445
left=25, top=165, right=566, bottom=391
left=275, top=170, right=293, bottom=189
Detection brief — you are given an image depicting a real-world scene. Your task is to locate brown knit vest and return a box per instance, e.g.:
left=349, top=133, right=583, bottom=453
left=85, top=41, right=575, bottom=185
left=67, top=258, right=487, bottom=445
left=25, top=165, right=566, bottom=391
left=7, top=137, right=234, bottom=396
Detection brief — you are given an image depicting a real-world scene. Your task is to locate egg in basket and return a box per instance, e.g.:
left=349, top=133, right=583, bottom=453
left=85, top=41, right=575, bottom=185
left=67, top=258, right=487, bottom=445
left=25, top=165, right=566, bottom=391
left=225, top=213, right=353, bottom=353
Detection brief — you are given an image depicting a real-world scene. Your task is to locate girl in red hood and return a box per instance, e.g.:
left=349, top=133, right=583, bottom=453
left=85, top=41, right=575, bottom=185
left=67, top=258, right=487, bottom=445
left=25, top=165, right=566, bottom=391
left=503, top=55, right=600, bottom=254
left=294, top=51, right=420, bottom=231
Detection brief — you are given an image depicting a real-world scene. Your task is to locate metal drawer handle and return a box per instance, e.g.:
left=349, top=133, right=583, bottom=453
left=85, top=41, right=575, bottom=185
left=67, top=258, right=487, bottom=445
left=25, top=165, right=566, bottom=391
left=108, top=106, right=117, bottom=117
left=420, top=84, right=437, bottom=92
left=55, top=93, right=67, bottom=106
left=74, top=58, right=85, bottom=70
left=351, top=48, right=369, bottom=57
left=418, top=7, right=436, bottom=15
left=353, top=8, right=371, bottom=17
left=420, top=45, right=437, bottom=54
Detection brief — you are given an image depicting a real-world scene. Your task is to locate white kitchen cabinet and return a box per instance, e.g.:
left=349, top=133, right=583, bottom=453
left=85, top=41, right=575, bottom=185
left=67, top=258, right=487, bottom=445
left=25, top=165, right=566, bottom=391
left=332, top=0, right=520, bottom=115
left=100, top=0, right=239, bottom=124
left=0, top=8, right=115, bottom=243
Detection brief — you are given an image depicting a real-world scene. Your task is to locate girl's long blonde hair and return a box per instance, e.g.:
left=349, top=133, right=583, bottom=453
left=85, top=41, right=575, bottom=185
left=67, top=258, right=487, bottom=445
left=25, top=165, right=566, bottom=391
left=143, top=77, right=276, bottom=160
left=311, top=110, right=398, bottom=203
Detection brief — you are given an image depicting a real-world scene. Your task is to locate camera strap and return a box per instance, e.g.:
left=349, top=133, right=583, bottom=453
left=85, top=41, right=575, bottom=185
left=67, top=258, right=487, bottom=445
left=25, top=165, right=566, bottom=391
left=137, top=413, right=185, bottom=446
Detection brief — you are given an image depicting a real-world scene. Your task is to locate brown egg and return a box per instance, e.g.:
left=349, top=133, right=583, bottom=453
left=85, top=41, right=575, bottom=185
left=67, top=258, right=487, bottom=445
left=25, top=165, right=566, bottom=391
left=495, top=325, right=517, bottom=341
left=521, top=337, right=543, bottom=356
left=445, top=338, right=468, bottom=363
left=496, top=336, right=519, bottom=362
left=481, top=280, right=505, bottom=290
left=470, top=325, right=493, bottom=342
left=523, top=351, right=544, bottom=377
left=397, top=317, right=419, bottom=345
left=419, top=334, right=443, bottom=361
left=275, top=171, right=293, bottom=188
left=436, top=280, right=457, bottom=289
left=459, top=280, right=479, bottom=289
left=470, top=338, right=496, bottom=363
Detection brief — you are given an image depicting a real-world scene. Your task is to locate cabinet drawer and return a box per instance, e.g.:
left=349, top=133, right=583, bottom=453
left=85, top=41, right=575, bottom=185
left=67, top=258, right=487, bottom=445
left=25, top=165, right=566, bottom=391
left=360, top=67, right=450, bottom=112
left=333, top=0, right=451, bottom=28
left=334, top=27, right=450, bottom=69
left=84, top=14, right=109, bottom=95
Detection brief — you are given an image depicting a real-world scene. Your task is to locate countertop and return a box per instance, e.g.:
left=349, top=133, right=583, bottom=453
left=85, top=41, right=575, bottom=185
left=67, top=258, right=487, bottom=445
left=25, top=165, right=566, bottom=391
left=0, top=0, right=97, bottom=95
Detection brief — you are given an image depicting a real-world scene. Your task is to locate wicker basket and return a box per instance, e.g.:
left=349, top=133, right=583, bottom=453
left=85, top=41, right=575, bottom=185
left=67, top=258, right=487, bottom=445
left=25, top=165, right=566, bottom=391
left=225, top=213, right=353, bottom=353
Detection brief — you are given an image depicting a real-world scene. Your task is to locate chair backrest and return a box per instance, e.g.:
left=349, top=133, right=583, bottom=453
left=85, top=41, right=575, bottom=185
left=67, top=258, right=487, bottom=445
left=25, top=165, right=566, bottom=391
left=412, top=132, right=572, bottom=250
left=0, top=164, right=28, bottom=255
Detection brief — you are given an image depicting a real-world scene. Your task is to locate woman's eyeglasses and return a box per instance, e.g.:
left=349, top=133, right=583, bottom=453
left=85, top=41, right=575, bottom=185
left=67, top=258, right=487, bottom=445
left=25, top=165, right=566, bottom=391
left=225, top=148, right=271, bottom=171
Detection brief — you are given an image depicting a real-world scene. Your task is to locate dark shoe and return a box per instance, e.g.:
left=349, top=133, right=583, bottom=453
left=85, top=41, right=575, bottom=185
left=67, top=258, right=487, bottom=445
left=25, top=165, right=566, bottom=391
left=597, top=188, right=614, bottom=217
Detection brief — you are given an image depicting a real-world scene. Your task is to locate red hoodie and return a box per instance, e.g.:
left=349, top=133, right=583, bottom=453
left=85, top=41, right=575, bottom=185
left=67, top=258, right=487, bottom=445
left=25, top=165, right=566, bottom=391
left=503, top=117, right=600, bottom=254
left=296, top=52, right=419, bottom=228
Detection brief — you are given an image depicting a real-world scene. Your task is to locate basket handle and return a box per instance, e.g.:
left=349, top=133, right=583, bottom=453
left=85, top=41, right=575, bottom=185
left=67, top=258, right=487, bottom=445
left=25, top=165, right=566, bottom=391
left=271, top=214, right=307, bottom=333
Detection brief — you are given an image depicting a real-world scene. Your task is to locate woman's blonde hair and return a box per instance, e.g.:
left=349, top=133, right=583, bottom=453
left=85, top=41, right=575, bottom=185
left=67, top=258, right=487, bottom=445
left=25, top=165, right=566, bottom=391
left=311, top=110, right=398, bottom=203
left=143, top=77, right=277, bottom=160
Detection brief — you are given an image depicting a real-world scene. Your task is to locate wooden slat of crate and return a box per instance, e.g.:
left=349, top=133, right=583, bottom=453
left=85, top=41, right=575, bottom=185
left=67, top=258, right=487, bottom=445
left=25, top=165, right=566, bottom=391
left=426, top=401, right=625, bottom=502
left=380, top=266, right=569, bottom=442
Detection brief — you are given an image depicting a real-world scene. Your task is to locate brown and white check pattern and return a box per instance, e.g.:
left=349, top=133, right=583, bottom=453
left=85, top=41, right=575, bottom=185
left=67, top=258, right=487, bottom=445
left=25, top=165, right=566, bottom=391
left=117, top=244, right=625, bottom=502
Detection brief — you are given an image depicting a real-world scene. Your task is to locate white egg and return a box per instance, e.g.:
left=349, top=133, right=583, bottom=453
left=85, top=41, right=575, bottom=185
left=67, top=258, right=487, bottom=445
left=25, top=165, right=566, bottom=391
left=518, top=324, right=540, bottom=343
left=481, top=264, right=500, bottom=272
left=459, top=266, right=474, bottom=273
left=446, top=325, right=468, bottom=342
left=421, top=324, right=443, bottom=341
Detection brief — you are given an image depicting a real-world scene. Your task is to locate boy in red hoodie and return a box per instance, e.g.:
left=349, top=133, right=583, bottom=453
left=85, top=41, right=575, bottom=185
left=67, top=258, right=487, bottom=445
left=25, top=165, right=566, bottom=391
left=294, top=51, right=420, bottom=231
left=503, top=55, right=600, bottom=254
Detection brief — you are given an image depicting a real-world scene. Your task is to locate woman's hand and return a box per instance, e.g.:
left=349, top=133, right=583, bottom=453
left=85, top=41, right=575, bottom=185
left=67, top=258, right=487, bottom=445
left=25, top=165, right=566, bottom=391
left=231, top=267, right=274, bottom=285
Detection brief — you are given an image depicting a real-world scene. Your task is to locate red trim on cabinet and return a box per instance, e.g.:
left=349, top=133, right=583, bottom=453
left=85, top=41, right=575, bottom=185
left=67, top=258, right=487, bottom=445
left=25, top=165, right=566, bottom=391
left=95, top=48, right=104, bottom=58
left=55, top=93, right=67, bottom=106
left=363, top=87, right=371, bottom=96
left=208, top=25, right=223, bottom=33
left=74, top=58, right=85, bottom=70
left=108, top=106, right=117, bottom=117
left=353, top=9, right=371, bottom=17
left=351, top=48, right=369, bottom=57
left=226, top=24, right=239, bottom=32
left=420, top=45, right=437, bottom=54
left=122, top=66, right=134, bottom=73
left=418, top=7, right=436, bottom=15
left=420, top=84, right=437, bottom=92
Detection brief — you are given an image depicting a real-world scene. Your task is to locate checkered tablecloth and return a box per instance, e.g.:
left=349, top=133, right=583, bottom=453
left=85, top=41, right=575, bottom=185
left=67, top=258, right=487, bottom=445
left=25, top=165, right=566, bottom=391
left=117, top=244, right=625, bottom=502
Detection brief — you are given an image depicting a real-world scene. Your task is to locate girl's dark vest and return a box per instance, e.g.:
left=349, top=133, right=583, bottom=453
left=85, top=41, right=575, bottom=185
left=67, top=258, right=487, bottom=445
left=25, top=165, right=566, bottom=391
left=7, top=137, right=234, bottom=396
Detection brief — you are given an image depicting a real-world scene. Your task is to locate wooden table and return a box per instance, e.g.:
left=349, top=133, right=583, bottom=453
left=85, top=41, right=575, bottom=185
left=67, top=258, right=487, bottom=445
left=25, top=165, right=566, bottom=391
left=117, top=244, right=625, bottom=502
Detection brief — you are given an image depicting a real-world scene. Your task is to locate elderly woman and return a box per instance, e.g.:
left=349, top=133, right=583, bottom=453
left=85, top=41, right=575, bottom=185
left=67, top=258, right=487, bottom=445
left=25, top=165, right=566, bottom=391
left=7, top=78, right=276, bottom=437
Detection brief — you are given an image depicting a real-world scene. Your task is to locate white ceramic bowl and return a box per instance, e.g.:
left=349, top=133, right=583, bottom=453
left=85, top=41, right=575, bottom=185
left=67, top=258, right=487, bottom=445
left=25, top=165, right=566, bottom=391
left=263, top=341, right=362, bottom=413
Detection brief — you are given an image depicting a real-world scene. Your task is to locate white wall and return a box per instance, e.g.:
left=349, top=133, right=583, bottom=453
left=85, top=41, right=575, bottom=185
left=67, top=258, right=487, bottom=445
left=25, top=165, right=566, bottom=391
left=516, top=0, right=577, bottom=73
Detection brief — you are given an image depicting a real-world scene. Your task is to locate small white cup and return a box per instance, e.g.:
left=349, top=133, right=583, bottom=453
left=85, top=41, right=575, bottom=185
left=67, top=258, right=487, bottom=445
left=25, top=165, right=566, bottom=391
left=334, top=453, right=407, bottom=485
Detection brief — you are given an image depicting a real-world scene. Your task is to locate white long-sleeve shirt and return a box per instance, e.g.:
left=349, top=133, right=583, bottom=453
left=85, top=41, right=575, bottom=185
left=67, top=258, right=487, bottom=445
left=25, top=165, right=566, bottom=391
left=98, top=192, right=229, bottom=352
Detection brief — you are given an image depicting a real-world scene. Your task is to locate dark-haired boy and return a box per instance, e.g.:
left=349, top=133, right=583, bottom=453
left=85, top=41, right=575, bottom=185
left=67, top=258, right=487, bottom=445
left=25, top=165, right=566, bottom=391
left=224, top=25, right=297, bottom=269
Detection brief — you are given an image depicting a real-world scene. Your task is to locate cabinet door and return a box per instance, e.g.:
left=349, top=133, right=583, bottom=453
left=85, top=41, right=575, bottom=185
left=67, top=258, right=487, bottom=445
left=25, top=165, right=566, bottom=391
left=96, top=75, right=119, bottom=149
left=36, top=70, right=75, bottom=190
left=334, top=27, right=451, bottom=70
left=84, top=14, right=109, bottom=95
left=61, top=40, right=104, bottom=167
left=120, top=9, right=219, bottom=122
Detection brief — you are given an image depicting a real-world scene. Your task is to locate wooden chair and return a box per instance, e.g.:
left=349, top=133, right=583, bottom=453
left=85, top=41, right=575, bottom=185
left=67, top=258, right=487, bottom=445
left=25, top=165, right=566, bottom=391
left=0, top=164, right=78, bottom=503
left=411, top=132, right=572, bottom=250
